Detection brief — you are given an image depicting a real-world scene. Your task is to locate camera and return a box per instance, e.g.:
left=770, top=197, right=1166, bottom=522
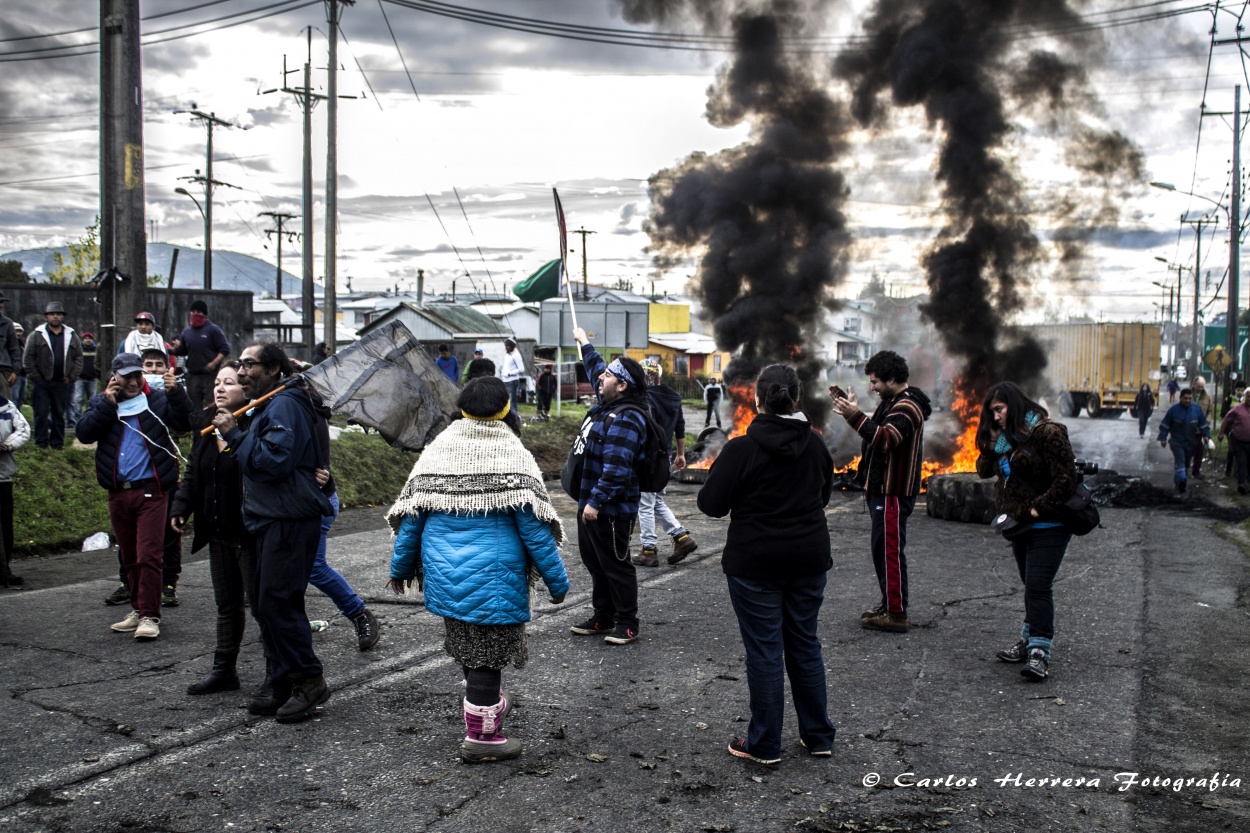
left=1074, top=458, right=1097, bottom=483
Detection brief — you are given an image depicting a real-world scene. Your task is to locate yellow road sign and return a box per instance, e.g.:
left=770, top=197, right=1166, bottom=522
left=1205, top=345, right=1232, bottom=372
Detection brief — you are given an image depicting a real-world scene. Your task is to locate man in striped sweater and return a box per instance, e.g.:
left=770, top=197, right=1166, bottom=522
left=831, top=350, right=932, bottom=633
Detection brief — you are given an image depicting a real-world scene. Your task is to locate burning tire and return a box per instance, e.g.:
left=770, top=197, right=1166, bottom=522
left=924, top=473, right=996, bottom=525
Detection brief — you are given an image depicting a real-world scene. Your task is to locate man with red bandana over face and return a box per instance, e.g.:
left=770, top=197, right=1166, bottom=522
left=173, top=299, right=230, bottom=409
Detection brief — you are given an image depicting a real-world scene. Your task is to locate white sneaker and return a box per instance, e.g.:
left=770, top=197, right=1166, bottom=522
left=111, top=610, right=142, bottom=632
left=133, top=617, right=160, bottom=640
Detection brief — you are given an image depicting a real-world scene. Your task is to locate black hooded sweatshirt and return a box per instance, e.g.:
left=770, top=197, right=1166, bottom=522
left=697, top=412, right=834, bottom=580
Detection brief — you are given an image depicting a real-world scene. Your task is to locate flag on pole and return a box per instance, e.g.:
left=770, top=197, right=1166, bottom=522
left=553, top=186, right=579, bottom=330
left=553, top=187, right=569, bottom=295
left=301, top=321, right=460, bottom=451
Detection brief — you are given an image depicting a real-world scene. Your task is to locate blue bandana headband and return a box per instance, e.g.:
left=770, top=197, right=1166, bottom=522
left=606, top=358, right=632, bottom=387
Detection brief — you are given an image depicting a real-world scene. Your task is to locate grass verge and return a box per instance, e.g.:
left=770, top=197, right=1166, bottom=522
left=14, top=411, right=585, bottom=557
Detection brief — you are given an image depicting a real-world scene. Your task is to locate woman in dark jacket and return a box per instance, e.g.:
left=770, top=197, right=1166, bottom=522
left=975, top=381, right=1078, bottom=683
left=697, top=364, right=836, bottom=765
left=171, top=362, right=255, bottom=695
left=1133, top=383, right=1155, bottom=438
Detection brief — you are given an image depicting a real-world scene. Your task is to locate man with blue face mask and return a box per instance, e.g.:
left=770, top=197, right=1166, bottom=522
left=77, top=353, right=194, bottom=640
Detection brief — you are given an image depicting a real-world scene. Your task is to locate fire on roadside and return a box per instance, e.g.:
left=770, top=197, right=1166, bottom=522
left=686, top=376, right=986, bottom=490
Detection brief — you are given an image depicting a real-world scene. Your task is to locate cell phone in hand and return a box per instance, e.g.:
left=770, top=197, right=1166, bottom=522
left=830, top=385, right=846, bottom=400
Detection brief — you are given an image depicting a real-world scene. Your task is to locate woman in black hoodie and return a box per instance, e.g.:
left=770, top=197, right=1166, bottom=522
left=697, top=364, right=836, bottom=765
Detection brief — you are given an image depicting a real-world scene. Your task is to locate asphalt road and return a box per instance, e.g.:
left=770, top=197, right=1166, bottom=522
left=0, top=411, right=1246, bottom=833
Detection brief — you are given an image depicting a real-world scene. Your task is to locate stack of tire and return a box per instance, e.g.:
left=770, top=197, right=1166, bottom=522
left=925, top=473, right=996, bottom=525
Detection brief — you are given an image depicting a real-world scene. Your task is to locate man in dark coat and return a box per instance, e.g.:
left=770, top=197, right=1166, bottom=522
left=212, top=342, right=332, bottom=723
left=77, top=353, right=194, bottom=640
left=24, top=301, right=84, bottom=449
left=0, top=291, right=21, bottom=399
left=567, top=327, right=648, bottom=646
left=173, top=299, right=230, bottom=409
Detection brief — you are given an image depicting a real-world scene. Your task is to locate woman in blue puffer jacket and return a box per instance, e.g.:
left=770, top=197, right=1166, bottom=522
left=385, top=376, right=569, bottom=764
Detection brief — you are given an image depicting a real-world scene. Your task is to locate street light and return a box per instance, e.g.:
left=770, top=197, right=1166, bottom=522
left=1153, top=180, right=1240, bottom=377
left=1152, top=264, right=1183, bottom=369
left=174, top=187, right=209, bottom=287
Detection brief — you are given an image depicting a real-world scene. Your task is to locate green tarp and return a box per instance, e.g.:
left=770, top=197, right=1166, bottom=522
left=512, top=258, right=562, bottom=302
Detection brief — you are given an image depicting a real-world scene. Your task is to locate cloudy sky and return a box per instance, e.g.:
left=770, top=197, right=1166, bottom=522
left=0, top=0, right=1242, bottom=323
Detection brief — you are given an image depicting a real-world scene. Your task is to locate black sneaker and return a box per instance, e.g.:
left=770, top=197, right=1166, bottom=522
left=352, top=608, right=380, bottom=651
left=604, top=625, right=638, bottom=645
left=996, top=639, right=1028, bottom=663
left=570, top=616, right=613, bottom=636
left=161, top=585, right=179, bottom=607
left=1178, top=479, right=1186, bottom=494
left=1021, top=648, right=1049, bottom=680
left=727, top=738, right=780, bottom=765
left=104, top=583, right=130, bottom=606
left=2, top=574, right=24, bottom=588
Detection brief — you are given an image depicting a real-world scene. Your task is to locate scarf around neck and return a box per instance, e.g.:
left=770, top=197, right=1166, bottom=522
left=386, top=418, right=564, bottom=545
left=994, top=410, right=1041, bottom=455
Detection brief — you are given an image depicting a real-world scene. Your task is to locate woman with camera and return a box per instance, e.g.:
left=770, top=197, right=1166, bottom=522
left=975, top=381, right=1078, bottom=681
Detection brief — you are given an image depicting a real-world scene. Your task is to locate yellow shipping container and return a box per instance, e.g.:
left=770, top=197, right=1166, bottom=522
left=1031, top=323, right=1161, bottom=417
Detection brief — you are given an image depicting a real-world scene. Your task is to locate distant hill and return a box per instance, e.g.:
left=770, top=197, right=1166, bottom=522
left=0, top=243, right=320, bottom=299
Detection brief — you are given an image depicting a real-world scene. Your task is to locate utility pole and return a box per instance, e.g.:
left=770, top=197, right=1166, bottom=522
left=1232, top=85, right=1243, bottom=376
left=173, top=110, right=235, bottom=290
left=324, top=0, right=356, bottom=355
left=572, top=227, right=596, bottom=300
left=262, top=30, right=327, bottom=361
left=99, top=0, right=146, bottom=360
left=1180, top=214, right=1215, bottom=376
left=259, top=211, right=299, bottom=300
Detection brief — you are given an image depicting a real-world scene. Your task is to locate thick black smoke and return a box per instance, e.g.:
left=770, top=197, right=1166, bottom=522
left=834, top=0, right=1142, bottom=396
left=623, top=1, right=851, bottom=425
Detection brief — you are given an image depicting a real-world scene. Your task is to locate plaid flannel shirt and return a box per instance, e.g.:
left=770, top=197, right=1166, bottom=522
left=578, top=343, right=644, bottom=517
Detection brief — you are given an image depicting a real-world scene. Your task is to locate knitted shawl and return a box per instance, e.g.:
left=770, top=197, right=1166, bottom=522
left=386, top=417, right=564, bottom=545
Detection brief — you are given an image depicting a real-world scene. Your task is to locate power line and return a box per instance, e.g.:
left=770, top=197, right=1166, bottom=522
left=0, top=0, right=319, bottom=62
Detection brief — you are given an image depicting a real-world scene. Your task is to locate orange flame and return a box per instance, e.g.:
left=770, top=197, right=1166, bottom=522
left=919, top=377, right=982, bottom=489
left=727, top=381, right=757, bottom=438
left=687, top=374, right=985, bottom=491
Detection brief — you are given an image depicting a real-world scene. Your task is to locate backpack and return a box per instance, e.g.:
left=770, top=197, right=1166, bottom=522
left=560, top=402, right=671, bottom=500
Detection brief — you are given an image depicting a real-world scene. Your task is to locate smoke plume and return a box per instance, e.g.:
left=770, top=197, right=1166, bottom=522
left=623, top=0, right=851, bottom=425
left=834, top=0, right=1143, bottom=396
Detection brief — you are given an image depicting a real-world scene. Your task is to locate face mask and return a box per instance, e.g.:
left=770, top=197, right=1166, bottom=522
left=189, top=312, right=208, bottom=327
left=144, top=373, right=165, bottom=391
left=117, top=392, right=150, bottom=418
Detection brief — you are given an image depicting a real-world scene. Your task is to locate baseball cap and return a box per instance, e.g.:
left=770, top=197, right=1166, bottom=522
left=111, top=353, right=144, bottom=376
left=135, top=312, right=155, bottom=323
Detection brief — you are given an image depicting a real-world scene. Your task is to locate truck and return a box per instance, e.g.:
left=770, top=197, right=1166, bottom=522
left=1030, top=323, right=1161, bottom=418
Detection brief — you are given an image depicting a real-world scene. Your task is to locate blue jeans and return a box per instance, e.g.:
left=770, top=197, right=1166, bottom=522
left=69, top=378, right=96, bottom=425
left=726, top=573, right=837, bottom=758
left=308, top=493, right=364, bottom=619
left=639, top=488, right=687, bottom=548
left=506, top=378, right=524, bottom=416
left=1168, top=441, right=1194, bottom=487
left=32, top=379, right=70, bottom=448
left=10, top=375, right=25, bottom=409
